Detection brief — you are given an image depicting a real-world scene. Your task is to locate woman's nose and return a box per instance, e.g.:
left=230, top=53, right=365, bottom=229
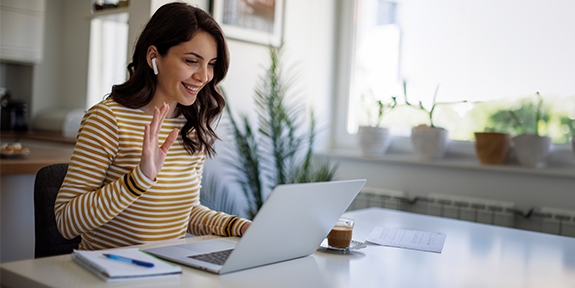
left=193, top=65, right=209, bottom=83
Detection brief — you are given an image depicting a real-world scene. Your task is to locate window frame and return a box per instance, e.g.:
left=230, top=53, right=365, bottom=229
left=330, top=0, right=572, bottom=163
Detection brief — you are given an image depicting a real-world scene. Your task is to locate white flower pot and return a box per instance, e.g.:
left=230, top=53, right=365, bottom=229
left=357, top=126, right=392, bottom=157
left=411, top=126, right=449, bottom=160
left=512, top=134, right=552, bottom=168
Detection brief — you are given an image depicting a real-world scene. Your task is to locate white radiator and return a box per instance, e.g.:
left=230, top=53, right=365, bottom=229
left=540, top=207, right=575, bottom=237
left=348, top=187, right=406, bottom=211
left=427, top=193, right=516, bottom=227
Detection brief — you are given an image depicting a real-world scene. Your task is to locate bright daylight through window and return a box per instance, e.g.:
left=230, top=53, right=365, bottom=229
left=341, top=0, right=575, bottom=147
left=87, top=12, right=129, bottom=109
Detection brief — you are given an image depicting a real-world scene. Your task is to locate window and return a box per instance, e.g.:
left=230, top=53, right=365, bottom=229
left=87, top=12, right=129, bottom=109
left=334, top=0, right=575, bottom=150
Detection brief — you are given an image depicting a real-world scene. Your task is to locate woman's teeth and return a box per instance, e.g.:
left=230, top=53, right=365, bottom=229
left=184, top=84, right=200, bottom=91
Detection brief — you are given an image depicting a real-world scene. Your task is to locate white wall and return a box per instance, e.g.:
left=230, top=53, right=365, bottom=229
left=220, top=0, right=336, bottom=151
left=32, top=0, right=65, bottom=116
left=31, top=0, right=90, bottom=116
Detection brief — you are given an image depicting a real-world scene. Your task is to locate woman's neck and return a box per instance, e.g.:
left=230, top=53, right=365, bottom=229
left=141, top=100, right=179, bottom=118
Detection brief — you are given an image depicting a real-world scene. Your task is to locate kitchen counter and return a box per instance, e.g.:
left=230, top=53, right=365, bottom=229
left=0, top=132, right=76, bottom=263
left=0, top=132, right=75, bottom=175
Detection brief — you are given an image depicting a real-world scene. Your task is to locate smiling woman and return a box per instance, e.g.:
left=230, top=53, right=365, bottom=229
left=54, top=3, right=251, bottom=252
left=335, top=0, right=575, bottom=148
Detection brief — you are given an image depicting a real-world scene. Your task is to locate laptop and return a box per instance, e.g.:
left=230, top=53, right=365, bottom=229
left=144, top=179, right=366, bottom=274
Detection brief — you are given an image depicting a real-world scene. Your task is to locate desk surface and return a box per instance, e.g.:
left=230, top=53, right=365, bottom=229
left=2, top=208, right=574, bottom=288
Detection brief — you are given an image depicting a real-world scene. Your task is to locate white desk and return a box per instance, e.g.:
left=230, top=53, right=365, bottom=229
left=2, top=208, right=575, bottom=288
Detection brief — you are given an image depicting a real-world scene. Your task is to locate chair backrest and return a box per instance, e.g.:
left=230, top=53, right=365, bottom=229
left=34, top=163, right=81, bottom=258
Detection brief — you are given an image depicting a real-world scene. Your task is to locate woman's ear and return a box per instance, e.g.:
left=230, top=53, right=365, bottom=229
left=146, top=46, right=159, bottom=75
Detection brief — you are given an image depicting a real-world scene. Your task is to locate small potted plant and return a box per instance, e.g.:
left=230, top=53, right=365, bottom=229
left=508, top=92, right=552, bottom=168
left=403, top=82, right=458, bottom=160
left=473, top=103, right=516, bottom=165
left=356, top=90, right=398, bottom=157
left=474, top=129, right=512, bottom=165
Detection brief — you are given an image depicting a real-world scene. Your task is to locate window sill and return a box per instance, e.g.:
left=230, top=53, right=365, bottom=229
left=323, top=138, right=575, bottom=179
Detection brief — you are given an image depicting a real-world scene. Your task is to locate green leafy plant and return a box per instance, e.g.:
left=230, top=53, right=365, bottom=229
left=402, top=81, right=440, bottom=128
left=359, top=90, right=398, bottom=127
left=485, top=92, right=550, bottom=136
left=223, top=43, right=338, bottom=219
left=402, top=80, right=467, bottom=128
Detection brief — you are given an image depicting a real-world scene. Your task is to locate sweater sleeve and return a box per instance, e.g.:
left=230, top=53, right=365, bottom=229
left=187, top=156, right=251, bottom=237
left=187, top=204, right=251, bottom=237
left=54, top=104, right=155, bottom=240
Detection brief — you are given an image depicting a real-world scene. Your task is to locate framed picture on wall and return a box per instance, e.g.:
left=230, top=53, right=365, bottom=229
left=210, top=0, right=284, bottom=46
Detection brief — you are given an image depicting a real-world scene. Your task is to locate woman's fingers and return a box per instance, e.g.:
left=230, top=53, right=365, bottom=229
left=150, top=104, right=168, bottom=139
left=161, top=129, right=179, bottom=153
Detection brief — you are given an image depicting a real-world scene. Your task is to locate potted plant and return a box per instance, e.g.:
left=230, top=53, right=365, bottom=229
left=403, top=82, right=451, bottom=160
left=508, top=92, right=552, bottom=168
left=223, top=43, right=338, bottom=218
left=356, top=90, right=397, bottom=157
left=474, top=129, right=512, bottom=165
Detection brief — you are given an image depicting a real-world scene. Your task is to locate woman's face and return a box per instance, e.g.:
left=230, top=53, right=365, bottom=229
left=154, top=31, right=217, bottom=107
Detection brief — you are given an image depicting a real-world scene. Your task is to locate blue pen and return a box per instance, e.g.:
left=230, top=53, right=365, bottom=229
left=103, top=254, right=155, bottom=268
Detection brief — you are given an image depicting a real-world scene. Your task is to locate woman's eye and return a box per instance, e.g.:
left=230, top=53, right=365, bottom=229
left=186, top=59, right=198, bottom=64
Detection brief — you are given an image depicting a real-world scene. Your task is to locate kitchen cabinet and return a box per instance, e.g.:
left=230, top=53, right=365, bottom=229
left=0, top=0, right=46, bottom=64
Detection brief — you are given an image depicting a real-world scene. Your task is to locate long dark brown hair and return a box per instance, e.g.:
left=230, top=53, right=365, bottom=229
left=110, top=2, right=229, bottom=157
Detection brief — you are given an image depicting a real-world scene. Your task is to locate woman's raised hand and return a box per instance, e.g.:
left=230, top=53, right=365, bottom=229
left=141, top=103, right=179, bottom=181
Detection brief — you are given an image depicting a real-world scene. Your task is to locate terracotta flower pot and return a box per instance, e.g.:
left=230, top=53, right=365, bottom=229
left=474, top=132, right=511, bottom=165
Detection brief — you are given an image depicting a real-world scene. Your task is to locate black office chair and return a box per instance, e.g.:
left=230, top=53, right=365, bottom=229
left=34, top=163, right=81, bottom=258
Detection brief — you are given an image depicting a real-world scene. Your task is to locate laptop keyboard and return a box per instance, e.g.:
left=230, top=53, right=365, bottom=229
left=188, top=249, right=234, bottom=265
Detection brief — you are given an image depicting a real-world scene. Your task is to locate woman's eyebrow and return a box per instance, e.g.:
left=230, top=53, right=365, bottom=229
left=186, top=52, right=217, bottom=61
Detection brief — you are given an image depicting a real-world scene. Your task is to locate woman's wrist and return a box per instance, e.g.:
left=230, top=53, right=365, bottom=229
left=240, top=222, right=251, bottom=236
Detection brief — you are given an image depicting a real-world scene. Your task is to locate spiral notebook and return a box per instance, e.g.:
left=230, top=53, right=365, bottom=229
left=72, top=248, right=182, bottom=281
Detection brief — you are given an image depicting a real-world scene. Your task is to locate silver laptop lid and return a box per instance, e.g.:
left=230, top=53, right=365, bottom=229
left=219, top=179, right=366, bottom=274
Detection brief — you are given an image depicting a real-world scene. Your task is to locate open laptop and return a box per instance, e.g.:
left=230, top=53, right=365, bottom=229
left=144, top=179, right=366, bottom=274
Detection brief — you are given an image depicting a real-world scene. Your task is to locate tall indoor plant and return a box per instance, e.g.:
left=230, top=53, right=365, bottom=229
left=223, top=43, right=338, bottom=218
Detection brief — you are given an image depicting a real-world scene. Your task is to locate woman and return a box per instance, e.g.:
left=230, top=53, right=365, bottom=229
left=55, top=2, right=250, bottom=251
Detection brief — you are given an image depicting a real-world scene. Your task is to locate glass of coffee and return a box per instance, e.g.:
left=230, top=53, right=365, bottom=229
left=327, top=217, right=354, bottom=249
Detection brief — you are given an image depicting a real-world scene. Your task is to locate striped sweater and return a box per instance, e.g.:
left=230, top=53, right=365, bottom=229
left=54, top=98, right=249, bottom=250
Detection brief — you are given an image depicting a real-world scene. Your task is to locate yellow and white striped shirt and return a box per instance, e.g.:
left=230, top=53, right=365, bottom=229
left=55, top=98, right=248, bottom=250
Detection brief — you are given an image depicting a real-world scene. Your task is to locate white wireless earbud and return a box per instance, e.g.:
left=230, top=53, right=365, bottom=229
left=152, top=58, right=158, bottom=75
